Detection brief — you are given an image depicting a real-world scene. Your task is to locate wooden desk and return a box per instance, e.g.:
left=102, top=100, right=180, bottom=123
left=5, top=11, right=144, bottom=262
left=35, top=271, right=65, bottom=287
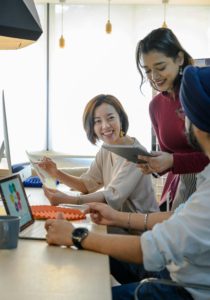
left=0, top=187, right=112, bottom=300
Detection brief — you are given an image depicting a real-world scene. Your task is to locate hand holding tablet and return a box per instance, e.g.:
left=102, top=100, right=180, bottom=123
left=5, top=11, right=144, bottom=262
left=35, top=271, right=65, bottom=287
left=102, top=143, right=160, bottom=178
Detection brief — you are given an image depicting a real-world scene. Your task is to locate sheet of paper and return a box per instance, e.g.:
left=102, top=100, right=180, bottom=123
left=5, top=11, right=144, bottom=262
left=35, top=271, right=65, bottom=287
left=26, top=151, right=57, bottom=189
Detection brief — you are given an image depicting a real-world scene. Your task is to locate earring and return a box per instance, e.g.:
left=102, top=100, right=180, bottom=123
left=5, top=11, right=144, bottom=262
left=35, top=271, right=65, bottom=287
left=120, top=129, right=124, bottom=138
left=179, top=66, right=183, bottom=76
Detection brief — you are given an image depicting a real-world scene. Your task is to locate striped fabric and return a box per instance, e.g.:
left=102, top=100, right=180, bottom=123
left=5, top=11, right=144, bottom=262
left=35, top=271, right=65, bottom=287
left=171, top=173, right=197, bottom=210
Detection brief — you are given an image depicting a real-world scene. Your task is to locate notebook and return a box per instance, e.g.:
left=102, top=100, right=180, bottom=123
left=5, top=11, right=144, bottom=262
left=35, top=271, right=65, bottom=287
left=0, top=174, right=46, bottom=240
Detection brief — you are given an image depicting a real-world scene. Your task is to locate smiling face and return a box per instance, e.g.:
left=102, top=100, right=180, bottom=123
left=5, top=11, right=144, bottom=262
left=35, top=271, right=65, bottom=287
left=93, top=103, right=122, bottom=144
left=142, top=50, right=184, bottom=93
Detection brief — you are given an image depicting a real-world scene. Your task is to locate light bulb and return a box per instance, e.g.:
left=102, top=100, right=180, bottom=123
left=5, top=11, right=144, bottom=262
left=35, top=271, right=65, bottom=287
left=59, top=35, right=65, bottom=48
left=106, top=20, right=112, bottom=34
left=162, top=21, right=168, bottom=28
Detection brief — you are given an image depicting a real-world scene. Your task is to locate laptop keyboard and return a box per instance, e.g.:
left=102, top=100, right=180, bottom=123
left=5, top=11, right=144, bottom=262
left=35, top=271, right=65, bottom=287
left=19, top=221, right=46, bottom=240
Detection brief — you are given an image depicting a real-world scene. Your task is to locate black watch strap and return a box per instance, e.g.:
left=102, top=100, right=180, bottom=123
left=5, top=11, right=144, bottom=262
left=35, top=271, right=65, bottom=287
left=72, top=227, right=89, bottom=250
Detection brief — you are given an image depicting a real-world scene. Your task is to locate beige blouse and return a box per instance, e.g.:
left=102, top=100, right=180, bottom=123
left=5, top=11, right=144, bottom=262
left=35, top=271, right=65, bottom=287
left=80, top=139, right=159, bottom=213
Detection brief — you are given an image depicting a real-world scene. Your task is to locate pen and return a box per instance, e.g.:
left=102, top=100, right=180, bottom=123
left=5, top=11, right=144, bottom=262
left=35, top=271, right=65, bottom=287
left=152, top=172, right=160, bottom=178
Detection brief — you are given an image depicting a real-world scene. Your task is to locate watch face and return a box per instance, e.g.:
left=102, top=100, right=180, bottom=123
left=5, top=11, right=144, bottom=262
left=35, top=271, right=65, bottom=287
left=73, top=227, right=88, bottom=237
left=72, top=227, right=89, bottom=249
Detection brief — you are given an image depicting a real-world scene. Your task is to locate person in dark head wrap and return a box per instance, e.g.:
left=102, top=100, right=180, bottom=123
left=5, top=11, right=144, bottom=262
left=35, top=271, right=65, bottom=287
left=45, top=66, right=210, bottom=300
left=181, top=65, right=210, bottom=136
left=181, top=66, right=210, bottom=156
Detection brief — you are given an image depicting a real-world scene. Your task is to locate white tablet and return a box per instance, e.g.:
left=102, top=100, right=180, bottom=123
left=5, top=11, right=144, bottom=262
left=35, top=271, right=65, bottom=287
left=102, top=143, right=154, bottom=163
left=26, top=151, right=57, bottom=189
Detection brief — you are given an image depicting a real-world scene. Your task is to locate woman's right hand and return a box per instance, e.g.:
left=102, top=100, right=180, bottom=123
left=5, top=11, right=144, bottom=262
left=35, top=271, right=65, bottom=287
left=137, top=163, right=154, bottom=175
left=38, top=157, right=58, bottom=178
left=85, top=202, right=119, bottom=226
left=137, top=151, right=173, bottom=174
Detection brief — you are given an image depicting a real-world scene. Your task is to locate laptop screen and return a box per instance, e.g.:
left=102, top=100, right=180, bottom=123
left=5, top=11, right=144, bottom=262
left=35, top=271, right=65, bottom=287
left=0, top=174, right=34, bottom=230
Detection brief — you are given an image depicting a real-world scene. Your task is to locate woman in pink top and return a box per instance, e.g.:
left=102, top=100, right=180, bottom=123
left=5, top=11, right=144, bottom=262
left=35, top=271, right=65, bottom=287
left=136, top=27, right=209, bottom=210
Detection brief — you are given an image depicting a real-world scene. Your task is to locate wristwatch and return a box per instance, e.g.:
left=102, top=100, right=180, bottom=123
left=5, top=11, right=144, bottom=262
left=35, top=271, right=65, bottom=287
left=72, top=227, right=89, bottom=249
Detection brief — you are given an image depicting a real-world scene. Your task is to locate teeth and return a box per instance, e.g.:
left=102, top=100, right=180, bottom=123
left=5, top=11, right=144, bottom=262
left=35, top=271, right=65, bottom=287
left=103, top=131, right=113, bottom=136
left=155, top=80, right=164, bottom=85
left=102, top=130, right=113, bottom=135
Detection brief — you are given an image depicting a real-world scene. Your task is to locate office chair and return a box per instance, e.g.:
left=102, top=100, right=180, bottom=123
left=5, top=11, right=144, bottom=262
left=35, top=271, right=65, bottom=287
left=134, top=277, right=210, bottom=300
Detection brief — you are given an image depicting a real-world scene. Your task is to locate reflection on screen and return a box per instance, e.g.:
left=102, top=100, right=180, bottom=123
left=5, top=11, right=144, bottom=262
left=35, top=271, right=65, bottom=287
left=0, top=177, right=32, bottom=227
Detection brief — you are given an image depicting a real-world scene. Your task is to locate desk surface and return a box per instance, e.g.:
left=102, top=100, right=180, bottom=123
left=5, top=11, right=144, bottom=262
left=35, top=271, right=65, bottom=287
left=0, top=187, right=112, bottom=300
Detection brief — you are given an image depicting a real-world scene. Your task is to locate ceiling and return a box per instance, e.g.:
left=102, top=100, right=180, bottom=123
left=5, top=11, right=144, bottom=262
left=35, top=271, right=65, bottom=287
left=35, top=0, right=210, bottom=5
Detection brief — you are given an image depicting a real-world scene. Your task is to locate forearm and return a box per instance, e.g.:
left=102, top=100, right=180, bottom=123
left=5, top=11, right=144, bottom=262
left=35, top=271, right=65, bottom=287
left=56, top=170, right=88, bottom=193
left=112, top=211, right=173, bottom=231
left=78, top=191, right=105, bottom=204
left=82, top=232, right=143, bottom=264
left=172, top=152, right=209, bottom=174
left=48, top=190, right=105, bottom=206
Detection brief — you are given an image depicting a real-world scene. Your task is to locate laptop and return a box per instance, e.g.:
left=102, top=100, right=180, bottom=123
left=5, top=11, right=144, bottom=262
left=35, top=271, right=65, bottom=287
left=0, top=174, right=46, bottom=240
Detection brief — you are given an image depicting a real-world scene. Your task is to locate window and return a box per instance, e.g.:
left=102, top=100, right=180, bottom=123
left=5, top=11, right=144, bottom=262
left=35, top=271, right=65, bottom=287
left=1, top=3, right=210, bottom=163
left=0, top=5, right=47, bottom=164
left=49, top=4, right=152, bottom=156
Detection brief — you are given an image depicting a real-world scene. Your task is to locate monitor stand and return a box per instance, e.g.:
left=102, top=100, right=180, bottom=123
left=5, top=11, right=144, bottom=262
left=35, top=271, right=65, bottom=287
left=12, top=163, right=32, bottom=182
left=0, top=142, right=31, bottom=181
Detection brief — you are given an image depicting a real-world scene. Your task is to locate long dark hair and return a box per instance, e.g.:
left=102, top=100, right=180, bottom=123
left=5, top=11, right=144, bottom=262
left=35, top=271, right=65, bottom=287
left=136, top=28, right=193, bottom=92
left=83, top=94, right=129, bottom=145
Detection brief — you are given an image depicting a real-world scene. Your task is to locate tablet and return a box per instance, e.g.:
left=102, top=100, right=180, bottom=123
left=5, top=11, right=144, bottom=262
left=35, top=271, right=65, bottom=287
left=102, top=143, right=154, bottom=163
left=26, top=151, right=57, bottom=189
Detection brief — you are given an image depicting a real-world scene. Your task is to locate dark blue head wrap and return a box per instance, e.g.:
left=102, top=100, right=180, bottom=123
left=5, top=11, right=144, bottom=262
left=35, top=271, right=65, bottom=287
left=180, top=66, right=210, bottom=133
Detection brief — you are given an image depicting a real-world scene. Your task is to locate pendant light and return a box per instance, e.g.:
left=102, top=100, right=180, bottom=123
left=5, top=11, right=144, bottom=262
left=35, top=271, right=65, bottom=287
left=0, top=0, right=42, bottom=50
left=59, top=0, right=65, bottom=48
left=105, top=0, right=112, bottom=34
left=161, top=0, right=169, bottom=28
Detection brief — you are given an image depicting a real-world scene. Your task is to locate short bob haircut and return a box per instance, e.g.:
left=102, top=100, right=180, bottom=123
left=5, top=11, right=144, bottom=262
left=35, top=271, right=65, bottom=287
left=136, top=27, right=193, bottom=93
left=83, top=94, right=129, bottom=145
